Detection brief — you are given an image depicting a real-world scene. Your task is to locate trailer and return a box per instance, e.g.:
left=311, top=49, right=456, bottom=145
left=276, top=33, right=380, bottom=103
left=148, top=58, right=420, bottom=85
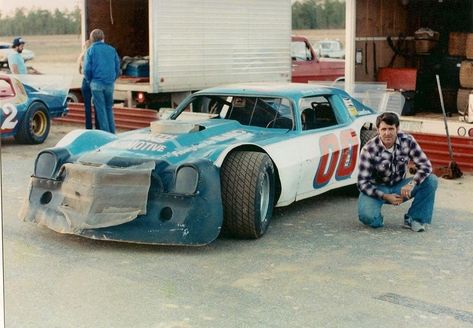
left=78, top=0, right=292, bottom=108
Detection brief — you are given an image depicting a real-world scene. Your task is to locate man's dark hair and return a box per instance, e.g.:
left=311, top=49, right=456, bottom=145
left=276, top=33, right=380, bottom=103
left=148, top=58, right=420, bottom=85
left=376, top=112, right=400, bottom=128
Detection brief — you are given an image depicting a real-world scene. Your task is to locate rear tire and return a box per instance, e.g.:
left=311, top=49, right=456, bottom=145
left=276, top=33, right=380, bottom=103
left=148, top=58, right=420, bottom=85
left=347, top=129, right=378, bottom=196
left=221, top=151, right=275, bottom=239
left=360, top=129, right=377, bottom=148
left=15, top=102, right=50, bottom=144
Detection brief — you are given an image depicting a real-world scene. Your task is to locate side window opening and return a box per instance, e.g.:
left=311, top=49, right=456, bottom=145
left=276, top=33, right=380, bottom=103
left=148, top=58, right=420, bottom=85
left=300, top=95, right=339, bottom=131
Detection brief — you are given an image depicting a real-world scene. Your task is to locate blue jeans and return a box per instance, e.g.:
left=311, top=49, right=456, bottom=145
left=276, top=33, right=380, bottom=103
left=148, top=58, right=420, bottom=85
left=90, top=81, right=115, bottom=133
left=358, top=175, right=438, bottom=228
left=81, top=78, right=93, bottom=129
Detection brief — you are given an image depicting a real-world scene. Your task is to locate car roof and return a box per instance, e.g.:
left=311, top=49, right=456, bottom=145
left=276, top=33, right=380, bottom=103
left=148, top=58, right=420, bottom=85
left=195, top=83, right=346, bottom=99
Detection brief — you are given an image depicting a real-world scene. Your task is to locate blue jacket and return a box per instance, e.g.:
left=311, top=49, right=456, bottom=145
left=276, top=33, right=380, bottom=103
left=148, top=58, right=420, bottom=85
left=84, top=41, right=120, bottom=85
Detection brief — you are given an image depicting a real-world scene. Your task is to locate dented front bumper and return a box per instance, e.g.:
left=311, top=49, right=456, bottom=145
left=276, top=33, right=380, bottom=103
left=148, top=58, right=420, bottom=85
left=20, top=160, right=223, bottom=245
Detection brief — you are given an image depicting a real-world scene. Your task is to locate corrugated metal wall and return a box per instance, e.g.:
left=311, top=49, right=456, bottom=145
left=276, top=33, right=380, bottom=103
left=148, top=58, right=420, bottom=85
left=152, top=0, right=291, bottom=92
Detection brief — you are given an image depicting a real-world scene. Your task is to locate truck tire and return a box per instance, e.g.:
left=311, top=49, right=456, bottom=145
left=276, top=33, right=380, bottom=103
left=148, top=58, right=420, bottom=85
left=360, top=129, right=377, bottom=148
left=66, top=91, right=79, bottom=103
left=220, top=151, right=275, bottom=239
left=15, top=102, right=50, bottom=144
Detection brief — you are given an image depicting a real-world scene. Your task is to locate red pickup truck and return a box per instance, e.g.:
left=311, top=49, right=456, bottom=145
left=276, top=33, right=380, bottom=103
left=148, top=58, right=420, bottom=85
left=291, top=35, right=345, bottom=83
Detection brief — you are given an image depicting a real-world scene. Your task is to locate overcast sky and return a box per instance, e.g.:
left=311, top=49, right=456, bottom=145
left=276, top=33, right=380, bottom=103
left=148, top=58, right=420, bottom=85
left=0, top=0, right=79, bottom=16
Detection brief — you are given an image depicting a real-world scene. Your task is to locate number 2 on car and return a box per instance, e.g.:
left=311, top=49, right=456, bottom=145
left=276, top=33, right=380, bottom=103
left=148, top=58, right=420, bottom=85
left=1, top=103, right=19, bottom=132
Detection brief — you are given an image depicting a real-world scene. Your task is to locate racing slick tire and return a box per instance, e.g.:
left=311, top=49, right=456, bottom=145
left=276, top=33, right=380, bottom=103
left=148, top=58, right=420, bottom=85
left=15, top=102, right=50, bottom=144
left=360, top=129, right=377, bottom=148
left=220, top=151, right=275, bottom=239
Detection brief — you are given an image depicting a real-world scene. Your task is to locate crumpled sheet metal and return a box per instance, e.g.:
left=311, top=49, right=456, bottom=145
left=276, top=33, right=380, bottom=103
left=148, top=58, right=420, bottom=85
left=20, top=161, right=154, bottom=234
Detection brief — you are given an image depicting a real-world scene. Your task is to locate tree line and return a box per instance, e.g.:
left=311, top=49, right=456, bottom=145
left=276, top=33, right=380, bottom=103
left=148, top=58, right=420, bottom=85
left=0, top=1, right=344, bottom=37
left=0, top=8, right=81, bottom=36
left=292, top=0, right=345, bottom=29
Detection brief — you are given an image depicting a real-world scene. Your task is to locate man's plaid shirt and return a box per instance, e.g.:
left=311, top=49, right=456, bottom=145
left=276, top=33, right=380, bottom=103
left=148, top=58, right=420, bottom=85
left=357, top=131, right=432, bottom=199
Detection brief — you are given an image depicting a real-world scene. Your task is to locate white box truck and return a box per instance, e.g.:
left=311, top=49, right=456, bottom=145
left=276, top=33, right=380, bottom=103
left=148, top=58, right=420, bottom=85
left=79, top=0, right=292, bottom=109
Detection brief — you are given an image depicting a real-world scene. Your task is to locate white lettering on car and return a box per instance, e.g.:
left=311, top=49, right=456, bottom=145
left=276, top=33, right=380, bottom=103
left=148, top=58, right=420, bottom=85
left=130, top=141, right=167, bottom=152
left=1, top=103, right=19, bottom=131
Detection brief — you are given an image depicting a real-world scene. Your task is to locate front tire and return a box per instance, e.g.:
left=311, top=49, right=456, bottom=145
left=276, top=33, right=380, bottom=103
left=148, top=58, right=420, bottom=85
left=221, top=151, right=275, bottom=239
left=15, top=102, right=50, bottom=144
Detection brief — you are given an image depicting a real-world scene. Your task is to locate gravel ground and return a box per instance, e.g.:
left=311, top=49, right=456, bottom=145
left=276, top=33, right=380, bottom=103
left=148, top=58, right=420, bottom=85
left=1, top=122, right=472, bottom=328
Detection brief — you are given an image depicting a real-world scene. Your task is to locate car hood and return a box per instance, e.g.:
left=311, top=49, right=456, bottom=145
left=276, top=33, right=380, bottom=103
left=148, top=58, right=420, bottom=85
left=77, top=119, right=290, bottom=166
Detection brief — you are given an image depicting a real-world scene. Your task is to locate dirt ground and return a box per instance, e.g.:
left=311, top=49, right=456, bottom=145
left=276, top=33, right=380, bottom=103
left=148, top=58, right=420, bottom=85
left=1, top=32, right=473, bottom=328
left=1, top=121, right=473, bottom=328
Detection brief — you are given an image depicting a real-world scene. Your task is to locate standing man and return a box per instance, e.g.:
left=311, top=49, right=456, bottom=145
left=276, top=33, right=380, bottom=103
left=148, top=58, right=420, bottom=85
left=77, top=39, right=98, bottom=130
left=8, top=37, right=27, bottom=74
left=83, top=29, right=120, bottom=133
left=357, top=112, right=438, bottom=232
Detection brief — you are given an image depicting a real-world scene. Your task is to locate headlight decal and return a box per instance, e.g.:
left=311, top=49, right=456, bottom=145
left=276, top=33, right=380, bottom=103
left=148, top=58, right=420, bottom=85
left=173, top=165, right=199, bottom=195
left=34, top=148, right=70, bottom=179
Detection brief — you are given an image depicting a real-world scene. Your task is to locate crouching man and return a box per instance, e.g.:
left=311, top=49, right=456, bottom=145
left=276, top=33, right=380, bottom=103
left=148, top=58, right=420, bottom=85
left=357, top=112, right=438, bottom=232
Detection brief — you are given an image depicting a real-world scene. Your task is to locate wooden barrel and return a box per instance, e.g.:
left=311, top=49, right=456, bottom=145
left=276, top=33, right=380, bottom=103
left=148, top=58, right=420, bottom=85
left=459, top=60, right=473, bottom=88
left=449, top=32, right=467, bottom=57
left=457, top=88, right=473, bottom=115
left=466, top=33, right=473, bottom=59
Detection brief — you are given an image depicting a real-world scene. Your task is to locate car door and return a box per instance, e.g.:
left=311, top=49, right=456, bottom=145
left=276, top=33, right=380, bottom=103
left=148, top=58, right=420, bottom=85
left=294, top=94, right=359, bottom=200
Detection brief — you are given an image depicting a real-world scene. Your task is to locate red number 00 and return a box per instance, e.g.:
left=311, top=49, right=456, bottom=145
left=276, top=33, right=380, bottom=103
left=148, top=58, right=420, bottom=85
left=313, top=129, right=358, bottom=188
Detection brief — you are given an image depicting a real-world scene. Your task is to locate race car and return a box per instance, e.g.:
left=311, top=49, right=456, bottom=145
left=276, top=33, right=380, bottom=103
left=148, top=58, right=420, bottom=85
left=1, top=74, right=68, bottom=144
left=20, top=83, right=378, bottom=245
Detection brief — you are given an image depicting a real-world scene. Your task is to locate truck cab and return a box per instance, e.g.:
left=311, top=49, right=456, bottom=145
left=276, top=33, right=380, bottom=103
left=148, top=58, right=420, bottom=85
left=291, top=35, right=345, bottom=83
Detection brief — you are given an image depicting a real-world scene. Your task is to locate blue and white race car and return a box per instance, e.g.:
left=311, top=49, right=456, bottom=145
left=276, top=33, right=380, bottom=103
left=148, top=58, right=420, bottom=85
left=20, top=83, right=378, bottom=245
left=1, top=74, right=68, bottom=144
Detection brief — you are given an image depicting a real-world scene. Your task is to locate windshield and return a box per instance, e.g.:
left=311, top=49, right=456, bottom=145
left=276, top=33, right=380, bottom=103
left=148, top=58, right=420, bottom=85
left=175, top=95, right=294, bottom=130
left=291, top=41, right=313, bottom=61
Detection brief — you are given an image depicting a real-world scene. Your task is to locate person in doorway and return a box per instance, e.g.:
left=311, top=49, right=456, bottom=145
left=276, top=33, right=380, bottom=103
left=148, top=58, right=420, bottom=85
left=77, top=39, right=99, bottom=129
left=357, top=112, right=438, bottom=232
left=83, top=29, right=120, bottom=133
left=8, top=37, right=27, bottom=74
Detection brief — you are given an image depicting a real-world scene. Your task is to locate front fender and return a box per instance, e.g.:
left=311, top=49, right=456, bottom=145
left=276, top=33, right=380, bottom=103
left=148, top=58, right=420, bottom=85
left=56, top=129, right=117, bottom=156
left=213, top=143, right=267, bottom=167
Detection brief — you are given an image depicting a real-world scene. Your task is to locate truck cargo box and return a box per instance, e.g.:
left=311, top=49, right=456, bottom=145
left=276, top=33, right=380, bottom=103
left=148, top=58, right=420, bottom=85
left=82, top=0, right=291, bottom=106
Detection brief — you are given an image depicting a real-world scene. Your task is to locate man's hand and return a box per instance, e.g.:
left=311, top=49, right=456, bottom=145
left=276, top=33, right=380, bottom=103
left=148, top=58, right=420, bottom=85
left=400, top=183, right=414, bottom=200
left=383, top=193, right=403, bottom=206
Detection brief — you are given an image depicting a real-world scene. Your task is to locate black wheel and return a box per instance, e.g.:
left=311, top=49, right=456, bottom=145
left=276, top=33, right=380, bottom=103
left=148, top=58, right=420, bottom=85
left=360, top=129, right=377, bottom=148
left=220, top=151, right=275, bottom=239
left=15, top=102, right=50, bottom=144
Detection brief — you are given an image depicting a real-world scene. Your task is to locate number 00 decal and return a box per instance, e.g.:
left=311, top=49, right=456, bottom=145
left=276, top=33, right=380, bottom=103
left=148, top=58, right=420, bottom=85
left=313, top=129, right=358, bottom=188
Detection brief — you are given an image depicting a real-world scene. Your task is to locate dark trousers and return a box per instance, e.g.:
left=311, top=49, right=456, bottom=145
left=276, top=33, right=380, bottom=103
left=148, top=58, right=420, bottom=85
left=81, top=78, right=94, bottom=129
